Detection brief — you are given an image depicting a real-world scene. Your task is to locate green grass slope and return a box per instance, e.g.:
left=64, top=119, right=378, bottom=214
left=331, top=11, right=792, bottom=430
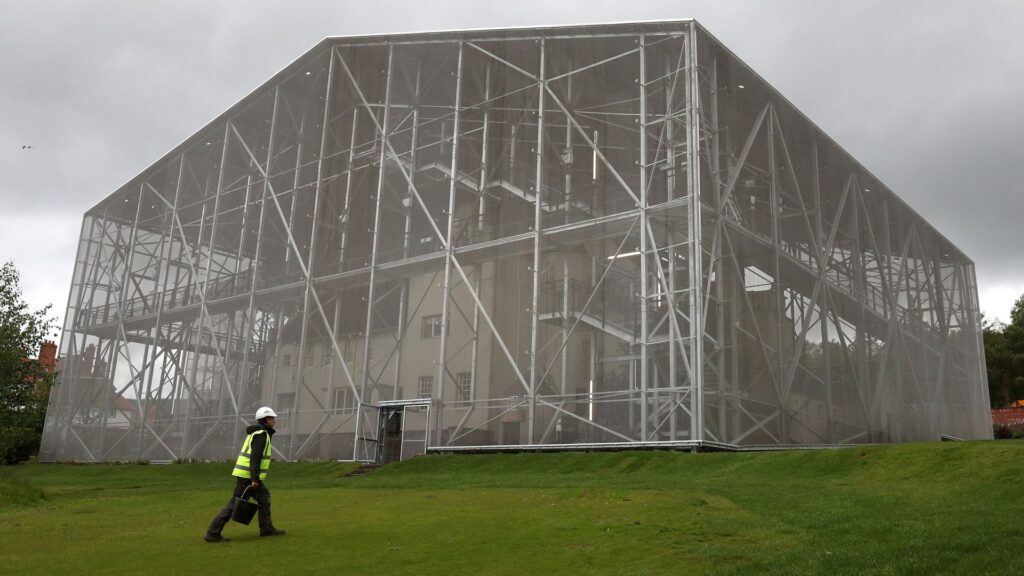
left=1, top=442, right=1022, bottom=575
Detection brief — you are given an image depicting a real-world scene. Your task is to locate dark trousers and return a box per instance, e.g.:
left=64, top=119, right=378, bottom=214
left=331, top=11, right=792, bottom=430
left=206, top=477, right=275, bottom=535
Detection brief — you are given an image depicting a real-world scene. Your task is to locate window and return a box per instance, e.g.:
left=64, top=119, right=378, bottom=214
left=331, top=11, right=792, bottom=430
left=344, top=339, right=356, bottom=363
left=332, top=388, right=356, bottom=413
left=418, top=375, right=433, bottom=398
left=322, top=343, right=332, bottom=365
left=421, top=314, right=443, bottom=339
left=305, top=345, right=315, bottom=367
left=276, top=392, right=295, bottom=411
left=456, top=372, right=472, bottom=406
left=282, top=353, right=291, bottom=368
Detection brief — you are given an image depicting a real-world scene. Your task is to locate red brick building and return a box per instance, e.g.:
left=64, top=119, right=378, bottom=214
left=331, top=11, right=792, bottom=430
left=39, top=341, right=57, bottom=373
left=992, top=404, right=1024, bottom=431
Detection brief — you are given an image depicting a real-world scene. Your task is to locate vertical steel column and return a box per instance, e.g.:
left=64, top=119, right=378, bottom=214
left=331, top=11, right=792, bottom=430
left=709, top=53, right=727, bottom=442
left=92, top=217, right=126, bottom=455
left=65, top=226, right=102, bottom=459
left=137, top=231, right=169, bottom=448
left=200, top=122, right=232, bottom=452
left=902, top=223, right=917, bottom=437
left=560, top=257, right=569, bottom=402
left=588, top=336, right=596, bottom=425
left=105, top=202, right=138, bottom=455
left=638, top=33, right=649, bottom=442
left=402, top=64, right=422, bottom=261
left=287, top=104, right=312, bottom=455
left=283, top=149, right=303, bottom=278
left=235, top=122, right=273, bottom=444
left=812, top=142, right=834, bottom=443
left=850, top=179, right=871, bottom=438
left=930, top=243, right=948, bottom=436
left=98, top=215, right=118, bottom=322
left=767, top=107, right=787, bottom=444
left=87, top=214, right=119, bottom=454
left=665, top=50, right=679, bottom=441
left=353, top=43, right=394, bottom=461
left=138, top=252, right=167, bottom=460
left=327, top=301, right=342, bottom=406
left=528, top=38, right=546, bottom=445
left=879, top=194, right=900, bottom=441
left=168, top=156, right=193, bottom=454
left=393, top=60, right=422, bottom=402
left=339, top=103, right=359, bottom=269
left=332, top=62, right=362, bottom=445
left=261, top=87, right=285, bottom=453
left=390, top=291, right=406, bottom=404
left=559, top=73, right=571, bottom=405
left=266, top=304, right=285, bottom=427
left=478, top=61, right=491, bottom=231
left=469, top=60, right=492, bottom=412
left=294, top=51, right=337, bottom=456
left=437, top=42, right=465, bottom=445
left=686, top=23, right=704, bottom=443
left=181, top=126, right=228, bottom=456
left=234, top=171, right=255, bottom=283
left=77, top=220, right=104, bottom=451
left=113, top=186, right=145, bottom=457
left=66, top=215, right=108, bottom=457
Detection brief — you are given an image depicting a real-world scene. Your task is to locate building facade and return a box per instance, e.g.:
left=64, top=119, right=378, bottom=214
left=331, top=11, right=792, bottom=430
left=40, top=21, right=991, bottom=463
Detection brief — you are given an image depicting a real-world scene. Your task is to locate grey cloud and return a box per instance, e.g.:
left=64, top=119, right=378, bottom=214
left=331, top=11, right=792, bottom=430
left=0, top=0, right=1020, bottom=323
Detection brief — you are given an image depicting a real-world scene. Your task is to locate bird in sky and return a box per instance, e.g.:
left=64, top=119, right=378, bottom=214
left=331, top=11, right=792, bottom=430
left=22, top=145, right=32, bottom=149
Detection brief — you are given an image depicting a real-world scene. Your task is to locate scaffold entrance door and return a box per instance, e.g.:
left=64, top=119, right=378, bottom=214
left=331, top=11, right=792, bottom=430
left=378, top=406, right=403, bottom=464
left=400, top=404, right=431, bottom=460
left=376, top=399, right=431, bottom=463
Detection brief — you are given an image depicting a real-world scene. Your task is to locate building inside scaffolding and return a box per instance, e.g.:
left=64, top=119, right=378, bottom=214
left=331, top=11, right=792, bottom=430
left=40, top=20, right=992, bottom=463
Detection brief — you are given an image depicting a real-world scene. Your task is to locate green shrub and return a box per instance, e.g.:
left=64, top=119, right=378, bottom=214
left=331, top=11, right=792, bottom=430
left=0, top=427, right=40, bottom=465
left=994, top=424, right=1014, bottom=439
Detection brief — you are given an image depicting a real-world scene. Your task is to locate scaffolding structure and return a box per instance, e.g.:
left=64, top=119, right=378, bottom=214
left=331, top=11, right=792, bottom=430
left=40, top=21, right=992, bottom=463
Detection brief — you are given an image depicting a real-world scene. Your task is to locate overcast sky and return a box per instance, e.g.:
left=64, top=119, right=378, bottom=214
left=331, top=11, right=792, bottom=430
left=1, top=0, right=1021, bottom=337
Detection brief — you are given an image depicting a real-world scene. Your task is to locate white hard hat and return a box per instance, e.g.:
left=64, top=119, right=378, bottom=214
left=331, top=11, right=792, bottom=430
left=255, top=406, right=277, bottom=420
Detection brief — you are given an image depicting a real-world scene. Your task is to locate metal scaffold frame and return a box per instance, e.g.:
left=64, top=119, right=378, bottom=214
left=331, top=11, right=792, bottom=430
left=40, top=20, right=991, bottom=463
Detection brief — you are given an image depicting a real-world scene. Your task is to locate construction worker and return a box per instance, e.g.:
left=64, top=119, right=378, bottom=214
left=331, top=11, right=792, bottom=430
left=204, top=406, right=286, bottom=542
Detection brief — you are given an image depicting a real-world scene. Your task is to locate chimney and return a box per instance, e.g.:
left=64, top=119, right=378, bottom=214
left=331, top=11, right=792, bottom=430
left=39, top=340, right=58, bottom=373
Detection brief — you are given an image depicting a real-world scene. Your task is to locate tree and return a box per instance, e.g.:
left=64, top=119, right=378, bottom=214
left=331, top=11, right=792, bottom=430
left=984, top=295, right=1024, bottom=408
left=0, top=261, right=57, bottom=464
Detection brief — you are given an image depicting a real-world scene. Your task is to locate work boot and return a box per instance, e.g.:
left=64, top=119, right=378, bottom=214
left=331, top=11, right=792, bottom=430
left=260, top=528, right=286, bottom=537
left=204, top=533, right=228, bottom=543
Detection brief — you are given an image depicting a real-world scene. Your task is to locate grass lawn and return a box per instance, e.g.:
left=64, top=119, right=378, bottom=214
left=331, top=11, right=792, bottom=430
left=2, top=442, right=1023, bottom=575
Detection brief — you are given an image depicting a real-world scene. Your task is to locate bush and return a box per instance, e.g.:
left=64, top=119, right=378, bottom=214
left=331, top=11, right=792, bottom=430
left=0, top=427, right=40, bottom=465
left=993, top=425, right=1014, bottom=439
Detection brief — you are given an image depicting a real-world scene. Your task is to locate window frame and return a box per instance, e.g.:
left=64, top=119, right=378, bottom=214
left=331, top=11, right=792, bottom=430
left=418, top=375, right=433, bottom=398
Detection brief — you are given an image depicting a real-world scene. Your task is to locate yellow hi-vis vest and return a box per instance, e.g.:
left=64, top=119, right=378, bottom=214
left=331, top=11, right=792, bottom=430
left=232, top=430, right=271, bottom=480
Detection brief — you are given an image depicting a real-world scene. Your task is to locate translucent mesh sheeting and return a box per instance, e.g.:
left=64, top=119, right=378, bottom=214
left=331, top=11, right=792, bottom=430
left=39, top=21, right=990, bottom=463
